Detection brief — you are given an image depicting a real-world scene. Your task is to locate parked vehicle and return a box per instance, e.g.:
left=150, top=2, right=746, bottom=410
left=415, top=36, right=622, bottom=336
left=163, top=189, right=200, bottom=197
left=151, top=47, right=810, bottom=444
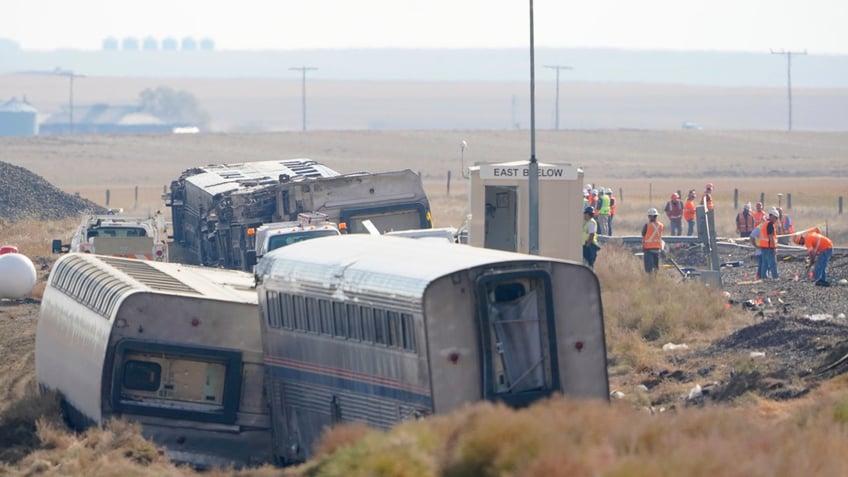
left=53, top=212, right=169, bottom=261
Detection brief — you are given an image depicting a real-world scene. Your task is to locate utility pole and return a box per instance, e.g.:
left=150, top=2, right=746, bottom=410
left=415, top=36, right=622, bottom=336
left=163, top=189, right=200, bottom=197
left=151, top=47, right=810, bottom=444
left=528, top=0, right=539, bottom=255
left=289, top=66, right=318, bottom=131
left=54, top=68, right=85, bottom=134
left=770, top=49, right=806, bottom=132
left=543, top=64, right=573, bottom=130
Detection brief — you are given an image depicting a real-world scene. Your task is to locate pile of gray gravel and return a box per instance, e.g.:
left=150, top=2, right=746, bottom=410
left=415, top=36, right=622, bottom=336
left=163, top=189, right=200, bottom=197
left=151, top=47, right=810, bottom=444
left=0, top=161, right=105, bottom=223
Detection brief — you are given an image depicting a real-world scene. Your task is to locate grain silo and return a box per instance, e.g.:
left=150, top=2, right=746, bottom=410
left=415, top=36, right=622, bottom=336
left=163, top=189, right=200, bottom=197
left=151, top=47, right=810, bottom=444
left=0, top=98, right=38, bottom=136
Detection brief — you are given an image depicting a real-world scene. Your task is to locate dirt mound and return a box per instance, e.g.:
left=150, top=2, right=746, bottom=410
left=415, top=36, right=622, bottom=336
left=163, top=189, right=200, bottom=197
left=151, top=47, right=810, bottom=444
left=0, top=161, right=105, bottom=224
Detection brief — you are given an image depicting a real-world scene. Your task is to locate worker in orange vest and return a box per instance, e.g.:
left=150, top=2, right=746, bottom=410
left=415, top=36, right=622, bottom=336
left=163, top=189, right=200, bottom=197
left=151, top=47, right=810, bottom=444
left=641, top=208, right=664, bottom=274
left=683, top=189, right=697, bottom=236
left=752, top=202, right=766, bottom=226
left=701, top=183, right=714, bottom=211
left=756, top=208, right=780, bottom=279
left=735, top=203, right=756, bottom=238
left=794, top=230, right=833, bottom=286
left=664, top=193, right=684, bottom=236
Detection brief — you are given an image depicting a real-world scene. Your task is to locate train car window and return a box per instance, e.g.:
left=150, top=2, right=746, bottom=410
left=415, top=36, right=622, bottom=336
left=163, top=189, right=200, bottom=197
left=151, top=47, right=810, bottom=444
left=293, top=296, right=307, bottom=331
left=123, top=360, right=162, bottom=392
left=333, top=302, right=347, bottom=338
left=401, top=313, right=416, bottom=351
left=346, top=304, right=361, bottom=341
left=373, top=309, right=387, bottom=345
left=386, top=311, right=401, bottom=348
left=318, top=300, right=333, bottom=335
left=266, top=291, right=281, bottom=328
left=360, top=306, right=375, bottom=343
left=280, top=293, right=294, bottom=329
left=306, top=298, right=320, bottom=333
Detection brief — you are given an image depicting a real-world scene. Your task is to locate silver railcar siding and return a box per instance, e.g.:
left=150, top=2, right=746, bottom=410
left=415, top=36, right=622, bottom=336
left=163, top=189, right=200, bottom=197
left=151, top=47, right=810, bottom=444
left=256, top=235, right=609, bottom=463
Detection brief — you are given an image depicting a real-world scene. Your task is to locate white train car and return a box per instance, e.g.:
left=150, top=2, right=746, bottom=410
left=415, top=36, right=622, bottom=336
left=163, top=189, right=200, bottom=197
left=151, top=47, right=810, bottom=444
left=36, top=254, right=270, bottom=468
left=255, top=235, right=609, bottom=464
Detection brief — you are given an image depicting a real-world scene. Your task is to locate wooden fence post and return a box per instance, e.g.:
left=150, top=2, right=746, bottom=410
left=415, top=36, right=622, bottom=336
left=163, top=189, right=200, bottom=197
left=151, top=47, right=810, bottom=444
left=733, top=188, right=738, bottom=210
left=105, top=189, right=110, bottom=206
left=787, top=193, right=792, bottom=210
left=446, top=170, right=451, bottom=196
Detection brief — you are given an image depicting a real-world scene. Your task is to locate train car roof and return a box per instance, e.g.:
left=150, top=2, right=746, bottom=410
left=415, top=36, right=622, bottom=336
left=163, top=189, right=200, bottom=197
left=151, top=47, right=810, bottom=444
left=53, top=253, right=258, bottom=304
left=183, top=159, right=339, bottom=196
left=256, top=234, right=571, bottom=297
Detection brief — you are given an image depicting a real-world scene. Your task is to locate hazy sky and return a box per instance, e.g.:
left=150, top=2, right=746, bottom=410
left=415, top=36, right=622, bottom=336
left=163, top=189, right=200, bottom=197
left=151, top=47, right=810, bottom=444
left=5, top=0, right=846, bottom=54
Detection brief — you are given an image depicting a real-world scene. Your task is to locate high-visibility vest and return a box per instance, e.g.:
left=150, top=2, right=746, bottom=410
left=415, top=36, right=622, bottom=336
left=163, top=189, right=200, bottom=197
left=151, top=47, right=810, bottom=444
left=598, top=194, right=611, bottom=215
left=757, top=221, right=777, bottom=249
left=752, top=210, right=766, bottom=226
left=683, top=199, right=696, bottom=221
left=782, top=215, right=794, bottom=234
left=609, top=195, right=617, bottom=216
left=583, top=218, right=598, bottom=245
left=805, top=232, right=832, bottom=254
left=643, top=221, right=663, bottom=250
left=736, top=211, right=755, bottom=234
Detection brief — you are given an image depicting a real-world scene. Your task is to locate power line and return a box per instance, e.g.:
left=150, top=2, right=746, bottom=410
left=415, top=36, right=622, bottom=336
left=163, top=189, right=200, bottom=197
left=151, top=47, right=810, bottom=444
left=543, top=64, right=573, bottom=130
left=770, top=49, right=806, bottom=132
left=289, top=66, right=318, bottom=131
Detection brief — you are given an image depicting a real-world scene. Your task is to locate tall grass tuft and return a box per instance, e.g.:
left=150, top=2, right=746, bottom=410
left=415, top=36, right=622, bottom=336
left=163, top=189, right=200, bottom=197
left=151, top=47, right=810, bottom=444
left=594, top=243, right=736, bottom=374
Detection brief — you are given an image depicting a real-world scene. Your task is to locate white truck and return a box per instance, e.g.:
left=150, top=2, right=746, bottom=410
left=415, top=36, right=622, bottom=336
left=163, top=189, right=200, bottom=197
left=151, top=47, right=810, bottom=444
left=243, top=212, right=341, bottom=268
left=52, top=212, right=169, bottom=262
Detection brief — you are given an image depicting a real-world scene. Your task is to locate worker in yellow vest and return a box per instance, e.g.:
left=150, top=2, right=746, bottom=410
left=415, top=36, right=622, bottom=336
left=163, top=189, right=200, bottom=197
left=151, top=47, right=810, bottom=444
left=641, top=208, right=664, bottom=274
left=582, top=206, right=600, bottom=269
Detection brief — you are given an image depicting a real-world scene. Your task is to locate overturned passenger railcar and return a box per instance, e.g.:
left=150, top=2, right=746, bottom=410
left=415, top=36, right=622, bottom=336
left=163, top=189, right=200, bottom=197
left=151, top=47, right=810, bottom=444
left=254, top=235, right=609, bottom=464
left=36, top=254, right=271, bottom=468
left=165, top=159, right=339, bottom=269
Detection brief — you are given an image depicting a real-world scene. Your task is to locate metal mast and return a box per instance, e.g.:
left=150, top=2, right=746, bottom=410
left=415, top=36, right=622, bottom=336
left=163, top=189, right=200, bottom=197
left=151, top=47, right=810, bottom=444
left=528, top=0, right=539, bottom=255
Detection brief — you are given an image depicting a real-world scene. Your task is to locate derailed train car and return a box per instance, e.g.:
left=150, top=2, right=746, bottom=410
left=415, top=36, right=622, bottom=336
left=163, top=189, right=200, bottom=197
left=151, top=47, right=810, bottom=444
left=272, top=168, right=432, bottom=235
left=166, top=159, right=339, bottom=269
left=166, top=159, right=433, bottom=272
left=254, top=235, right=609, bottom=464
left=36, top=254, right=271, bottom=468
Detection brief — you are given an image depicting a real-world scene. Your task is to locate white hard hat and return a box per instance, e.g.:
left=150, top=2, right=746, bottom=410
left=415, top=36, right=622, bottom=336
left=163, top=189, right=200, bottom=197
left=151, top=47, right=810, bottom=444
left=768, top=207, right=780, bottom=217
left=648, top=208, right=659, bottom=216
left=592, top=189, right=598, bottom=194
left=606, top=188, right=613, bottom=194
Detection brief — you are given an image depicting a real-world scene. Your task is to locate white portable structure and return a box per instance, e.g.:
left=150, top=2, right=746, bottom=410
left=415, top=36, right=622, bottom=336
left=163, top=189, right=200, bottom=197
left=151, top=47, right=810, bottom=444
left=466, top=161, right=584, bottom=262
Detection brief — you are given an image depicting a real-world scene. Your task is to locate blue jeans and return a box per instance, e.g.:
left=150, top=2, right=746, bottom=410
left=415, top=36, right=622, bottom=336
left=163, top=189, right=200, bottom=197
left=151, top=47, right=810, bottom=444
left=686, top=219, right=695, bottom=236
left=607, top=215, right=614, bottom=236
left=670, top=219, right=682, bottom=236
left=813, top=248, right=832, bottom=282
left=761, top=248, right=778, bottom=279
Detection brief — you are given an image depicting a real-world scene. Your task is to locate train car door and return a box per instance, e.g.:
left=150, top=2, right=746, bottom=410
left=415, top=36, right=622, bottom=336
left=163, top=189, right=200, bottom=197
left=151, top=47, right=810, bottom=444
left=476, top=270, right=560, bottom=408
left=483, top=186, right=517, bottom=252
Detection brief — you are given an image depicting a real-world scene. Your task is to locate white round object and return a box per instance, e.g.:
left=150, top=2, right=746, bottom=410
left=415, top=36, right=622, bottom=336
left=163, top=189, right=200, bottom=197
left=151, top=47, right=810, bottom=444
left=838, top=278, right=848, bottom=286
left=0, top=253, right=37, bottom=299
